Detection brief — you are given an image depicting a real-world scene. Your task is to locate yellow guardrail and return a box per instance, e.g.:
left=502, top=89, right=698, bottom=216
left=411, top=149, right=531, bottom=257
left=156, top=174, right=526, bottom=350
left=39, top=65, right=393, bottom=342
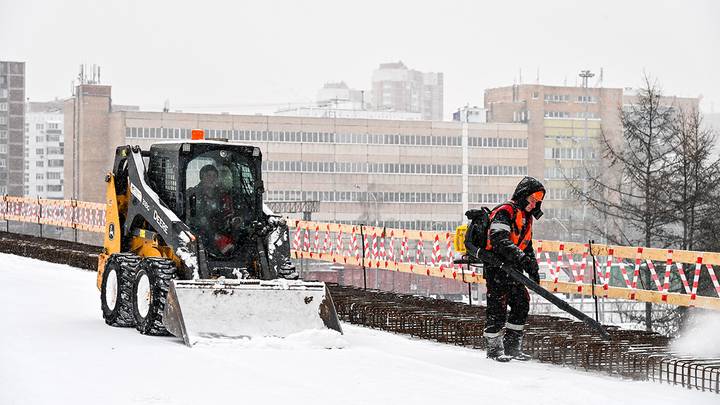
left=2, top=196, right=718, bottom=310
left=289, top=220, right=720, bottom=310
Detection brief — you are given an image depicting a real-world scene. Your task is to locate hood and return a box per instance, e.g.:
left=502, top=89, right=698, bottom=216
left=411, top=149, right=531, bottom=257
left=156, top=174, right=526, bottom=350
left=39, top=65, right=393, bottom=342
left=512, top=176, right=546, bottom=219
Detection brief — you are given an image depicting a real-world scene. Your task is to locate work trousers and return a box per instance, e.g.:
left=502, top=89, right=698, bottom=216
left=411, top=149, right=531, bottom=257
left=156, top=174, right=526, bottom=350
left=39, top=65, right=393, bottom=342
left=483, top=265, right=530, bottom=335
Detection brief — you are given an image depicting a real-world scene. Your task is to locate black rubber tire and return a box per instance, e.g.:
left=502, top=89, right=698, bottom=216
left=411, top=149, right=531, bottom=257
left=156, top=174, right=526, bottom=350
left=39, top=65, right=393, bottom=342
left=132, top=258, right=177, bottom=336
left=101, top=253, right=140, bottom=327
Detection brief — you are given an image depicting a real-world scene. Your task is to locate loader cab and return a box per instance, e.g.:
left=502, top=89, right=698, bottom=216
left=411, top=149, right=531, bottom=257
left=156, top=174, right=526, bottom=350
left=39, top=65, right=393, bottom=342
left=147, top=141, right=265, bottom=258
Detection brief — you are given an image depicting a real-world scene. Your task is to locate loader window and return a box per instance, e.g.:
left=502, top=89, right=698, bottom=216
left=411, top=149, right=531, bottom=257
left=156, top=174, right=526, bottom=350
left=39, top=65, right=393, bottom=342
left=185, top=150, right=260, bottom=257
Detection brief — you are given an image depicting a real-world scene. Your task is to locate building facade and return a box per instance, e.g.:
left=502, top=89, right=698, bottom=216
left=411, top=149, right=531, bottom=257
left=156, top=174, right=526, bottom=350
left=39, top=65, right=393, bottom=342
left=0, top=61, right=25, bottom=196
left=316, top=81, right=365, bottom=109
left=25, top=101, right=64, bottom=198
left=276, top=81, right=422, bottom=121
left=371, top=61, right=443, bottom=121
left=485, top=83, right=700, bottom=240
left=453, top=106, right=487, bottom=123
left=66, top=85, right=528, bottom=231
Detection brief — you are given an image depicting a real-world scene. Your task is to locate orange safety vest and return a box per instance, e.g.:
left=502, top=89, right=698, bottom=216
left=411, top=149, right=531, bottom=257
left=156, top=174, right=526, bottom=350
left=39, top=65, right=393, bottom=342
left=485, top=204, right=533, bottom=252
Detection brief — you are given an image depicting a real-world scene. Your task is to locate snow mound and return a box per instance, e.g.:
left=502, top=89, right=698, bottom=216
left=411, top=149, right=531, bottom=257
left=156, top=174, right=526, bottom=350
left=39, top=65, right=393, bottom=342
left=670, top=309, right=720, bottom=357
left=194, top=328, right=349, bottom=350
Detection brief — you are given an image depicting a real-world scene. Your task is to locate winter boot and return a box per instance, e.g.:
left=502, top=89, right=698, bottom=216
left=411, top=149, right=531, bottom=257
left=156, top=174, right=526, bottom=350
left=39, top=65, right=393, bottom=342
left=484, top=332, right=512, bottom=362
left=504, top=327, right=532, bottom=361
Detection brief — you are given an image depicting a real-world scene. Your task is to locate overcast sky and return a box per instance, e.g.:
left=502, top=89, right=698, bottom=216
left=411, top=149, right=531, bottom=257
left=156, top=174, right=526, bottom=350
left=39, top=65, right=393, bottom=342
left=1, top=0, right=718, bottom=118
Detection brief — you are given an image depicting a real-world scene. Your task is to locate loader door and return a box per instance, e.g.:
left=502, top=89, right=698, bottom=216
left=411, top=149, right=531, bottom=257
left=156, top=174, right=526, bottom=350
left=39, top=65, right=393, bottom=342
left=184, top=150, right=259, bottom=258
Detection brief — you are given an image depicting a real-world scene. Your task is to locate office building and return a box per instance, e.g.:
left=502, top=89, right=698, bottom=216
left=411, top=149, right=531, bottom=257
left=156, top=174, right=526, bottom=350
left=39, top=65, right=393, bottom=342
left=66, top=84, right=527, bottom=232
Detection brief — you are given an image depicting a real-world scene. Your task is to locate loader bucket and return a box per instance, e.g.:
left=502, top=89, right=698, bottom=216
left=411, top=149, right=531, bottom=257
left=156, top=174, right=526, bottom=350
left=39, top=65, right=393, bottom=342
left=163, top=279, right=343, bottom=346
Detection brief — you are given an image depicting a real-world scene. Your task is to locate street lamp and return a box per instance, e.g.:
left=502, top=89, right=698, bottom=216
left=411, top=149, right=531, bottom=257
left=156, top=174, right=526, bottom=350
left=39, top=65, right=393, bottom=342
left=578, top=70, right=595, bottom=242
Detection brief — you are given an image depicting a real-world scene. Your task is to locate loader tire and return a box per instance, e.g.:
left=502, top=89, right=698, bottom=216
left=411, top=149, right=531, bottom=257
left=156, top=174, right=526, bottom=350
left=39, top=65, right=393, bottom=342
left=101, top=253, right=140, bottom=327
left=132, top=258, right=177, bottom=336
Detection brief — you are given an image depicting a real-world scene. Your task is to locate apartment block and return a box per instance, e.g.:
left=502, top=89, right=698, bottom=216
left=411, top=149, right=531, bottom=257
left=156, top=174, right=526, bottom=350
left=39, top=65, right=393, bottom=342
left=25, top=101, right=64, bottom=198
left=371, top=61, right=443, bottom=121
left=0, top=61, right=25, bottom=196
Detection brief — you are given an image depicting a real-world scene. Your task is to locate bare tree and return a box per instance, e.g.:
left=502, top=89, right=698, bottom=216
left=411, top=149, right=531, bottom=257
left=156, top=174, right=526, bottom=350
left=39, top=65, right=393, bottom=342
left=667, top=107, right=720, bottom=251
left=568, top=75, right=677, bottom=331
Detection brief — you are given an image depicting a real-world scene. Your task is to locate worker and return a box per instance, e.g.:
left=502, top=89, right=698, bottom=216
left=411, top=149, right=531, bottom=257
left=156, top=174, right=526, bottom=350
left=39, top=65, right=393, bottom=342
left=187, top=164, right=235, bottom=255
left=483, top=176, right=545, bottom=362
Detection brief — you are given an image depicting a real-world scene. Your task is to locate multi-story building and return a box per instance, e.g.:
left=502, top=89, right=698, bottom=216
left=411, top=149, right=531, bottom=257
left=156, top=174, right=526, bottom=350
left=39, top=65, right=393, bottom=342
left=371, top=61, right=443, bottom=121
left=485, top=82, right=700, bottom=240
left=485, top=83, right=623, bottom=238
left=0, top=61, right=25, bottom=196
left=453, top=106, right=486, bottom=123
left=66, top=84, right=528, bottom=232
left=276, top=81, right=422, bottom=121
left=25, top=101, right=64, bottom=198
left=316, top=82, right=365, bottom=109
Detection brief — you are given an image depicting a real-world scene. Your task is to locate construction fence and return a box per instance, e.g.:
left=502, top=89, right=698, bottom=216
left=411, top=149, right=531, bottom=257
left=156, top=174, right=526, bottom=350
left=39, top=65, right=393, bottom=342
left=1, top=195, right=719, bottom=310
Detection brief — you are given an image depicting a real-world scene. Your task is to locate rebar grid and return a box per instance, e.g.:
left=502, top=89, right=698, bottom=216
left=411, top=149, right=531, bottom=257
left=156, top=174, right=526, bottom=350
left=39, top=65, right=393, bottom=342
left=330, top=284, right=718, bottom=394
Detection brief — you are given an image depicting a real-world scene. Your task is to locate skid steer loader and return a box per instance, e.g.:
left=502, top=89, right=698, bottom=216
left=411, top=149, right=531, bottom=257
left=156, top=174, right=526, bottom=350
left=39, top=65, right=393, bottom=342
left=96, top=131, right=342, bottom=346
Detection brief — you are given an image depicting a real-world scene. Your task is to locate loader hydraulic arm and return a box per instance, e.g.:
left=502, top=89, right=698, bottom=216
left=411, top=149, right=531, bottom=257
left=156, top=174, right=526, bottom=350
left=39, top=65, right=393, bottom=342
left=114, top=146, right=208, bottom=279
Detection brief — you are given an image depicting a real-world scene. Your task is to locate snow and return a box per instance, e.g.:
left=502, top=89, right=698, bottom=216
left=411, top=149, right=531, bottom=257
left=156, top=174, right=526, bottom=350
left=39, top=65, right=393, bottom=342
left=671, top=309, right=720, bottom=357
left=0, top=253, right=715, bottom=405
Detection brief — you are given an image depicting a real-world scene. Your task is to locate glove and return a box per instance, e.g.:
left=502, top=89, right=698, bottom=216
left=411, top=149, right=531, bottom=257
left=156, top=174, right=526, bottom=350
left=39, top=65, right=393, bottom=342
left=519, top=254, right=540, bottom=284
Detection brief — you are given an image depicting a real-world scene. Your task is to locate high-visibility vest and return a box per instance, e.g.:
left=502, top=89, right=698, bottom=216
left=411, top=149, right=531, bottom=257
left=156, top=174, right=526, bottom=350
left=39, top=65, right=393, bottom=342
left=485, top=203, right=533, bottom=252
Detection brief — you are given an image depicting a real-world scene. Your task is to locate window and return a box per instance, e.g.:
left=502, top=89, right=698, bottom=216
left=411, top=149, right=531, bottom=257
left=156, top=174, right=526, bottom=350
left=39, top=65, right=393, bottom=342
left=0, top=116, right=6, bottom=125
left=544, top=111, right=570, bottom=118
left=36, top=148, right=44, bottom=155
left=36, top=173, right=44, bottom=180
left=47, top=185, right=62, bottom=192
left=36, top=161, right=44, bottom=167
left=0, top=102, right=7, bottom=111
left=0, top=145, right=6, bottom=154
left=0, top=159, right=5, bottom=168
left=0, top=130, right=6, bottom=139
left=577, top=95, right=597, bottom=103
left=36, top=185, right=44, bottom=192
left=544, top=94, right=569, bottom=103
left=48, top=159, right=63, bottom=167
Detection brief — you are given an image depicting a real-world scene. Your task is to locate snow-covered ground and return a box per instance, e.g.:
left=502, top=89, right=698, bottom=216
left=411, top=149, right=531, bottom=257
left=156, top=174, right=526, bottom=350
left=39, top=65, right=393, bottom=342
left=0, top=253, right=715, bottom=405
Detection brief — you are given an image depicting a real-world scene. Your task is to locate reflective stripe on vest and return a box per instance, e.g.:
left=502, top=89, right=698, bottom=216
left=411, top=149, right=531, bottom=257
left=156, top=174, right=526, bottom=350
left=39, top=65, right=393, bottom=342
left=486, top=204, right=532, bottom=252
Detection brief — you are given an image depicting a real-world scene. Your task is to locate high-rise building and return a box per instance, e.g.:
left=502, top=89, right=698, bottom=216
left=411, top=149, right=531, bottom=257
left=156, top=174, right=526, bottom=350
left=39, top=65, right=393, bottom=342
left=371, top=61, right=443, bottom=121
left=25, top=100, right=64, bottom=198
left=0, top=61, right=25, bottom=196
